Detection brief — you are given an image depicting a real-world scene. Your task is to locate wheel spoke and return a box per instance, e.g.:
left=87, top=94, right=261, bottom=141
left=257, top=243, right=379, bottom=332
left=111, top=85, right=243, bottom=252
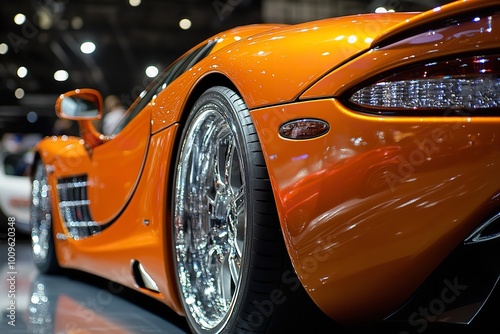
left=228, top=252, right=240, bottom=287
left=223, top=136, right=236, bottom=186
left=231, top=186, right=245, bottom=215
left=219, top=250, right=233, bottom=307
left=229, top=186, right=246, bottom=258
left=214, top=130, right=231, bottom=193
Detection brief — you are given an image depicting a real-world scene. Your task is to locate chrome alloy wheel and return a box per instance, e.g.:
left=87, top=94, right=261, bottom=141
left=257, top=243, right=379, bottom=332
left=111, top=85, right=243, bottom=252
left=174, top=103, right=247, bottom=331
left=31, top=161, right=53, bottom=266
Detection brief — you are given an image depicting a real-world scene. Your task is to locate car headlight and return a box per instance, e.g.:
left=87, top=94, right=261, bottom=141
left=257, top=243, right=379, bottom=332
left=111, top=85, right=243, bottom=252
left=348, top=54, right=500, bottom=116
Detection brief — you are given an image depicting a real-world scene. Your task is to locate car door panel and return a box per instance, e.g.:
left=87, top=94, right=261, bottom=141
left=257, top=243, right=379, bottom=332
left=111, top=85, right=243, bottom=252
left=88, top=107, right=151, bottom=223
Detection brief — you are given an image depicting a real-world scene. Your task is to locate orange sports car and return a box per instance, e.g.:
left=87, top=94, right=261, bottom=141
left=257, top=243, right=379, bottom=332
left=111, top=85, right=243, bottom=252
left=30, top=1, right=500, bottom=333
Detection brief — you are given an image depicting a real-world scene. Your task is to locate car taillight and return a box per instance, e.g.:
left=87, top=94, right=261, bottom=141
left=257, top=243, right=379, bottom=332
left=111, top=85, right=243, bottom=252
left=348, top=54, right=500, bottom=116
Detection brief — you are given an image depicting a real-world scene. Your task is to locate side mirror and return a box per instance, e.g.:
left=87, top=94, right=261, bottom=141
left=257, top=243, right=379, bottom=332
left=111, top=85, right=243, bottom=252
left=55, top=88, right=103, bottom=120
left=55, top=88, right=105, bottom=148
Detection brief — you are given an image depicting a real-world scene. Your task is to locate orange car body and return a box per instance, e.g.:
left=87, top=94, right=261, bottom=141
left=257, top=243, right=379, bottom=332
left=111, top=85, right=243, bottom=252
left=34, top=0, right=500, bottom=326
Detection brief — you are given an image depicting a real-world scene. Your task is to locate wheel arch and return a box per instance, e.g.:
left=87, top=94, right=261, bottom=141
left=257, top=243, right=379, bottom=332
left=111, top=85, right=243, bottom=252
left=163, top=73, right=241, bottom=307
left=182, top=73, right=239, bottom=124
left=167, top=70, right=289, bottom=243
left=166, top=72, right=241, bottom=206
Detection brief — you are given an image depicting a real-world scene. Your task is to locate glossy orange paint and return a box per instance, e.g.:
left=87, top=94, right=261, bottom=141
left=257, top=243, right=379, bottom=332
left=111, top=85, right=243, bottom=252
left=87, top=106, right=151, bottom=223
left=45, top=125, right=184, bottom=314
left=252, top=99, right=500, bottom=322
left=33, top=0, right=500, bottom=327
left=150, top=13, right=416, bottom=135
left=35, top=136, right=91, bottom=176
left=148, top=24, right=286, bottom=134
left=201, top=13, right=416, bottom=110
left=251, top=1, right=500, bottom=322
left=302, top=1, right=500, bottom=99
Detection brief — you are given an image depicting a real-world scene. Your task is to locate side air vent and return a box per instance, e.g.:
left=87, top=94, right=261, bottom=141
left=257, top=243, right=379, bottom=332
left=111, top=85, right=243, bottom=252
left=465, top=213, right=500, bottom=245
left=131, top=260, right=160, bottom=293
left=57, top=175, right=101, bottom=239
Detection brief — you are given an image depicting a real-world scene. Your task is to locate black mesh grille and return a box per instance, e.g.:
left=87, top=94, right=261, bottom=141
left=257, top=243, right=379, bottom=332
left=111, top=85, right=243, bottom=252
left=57, top=175, right=102, bottom=239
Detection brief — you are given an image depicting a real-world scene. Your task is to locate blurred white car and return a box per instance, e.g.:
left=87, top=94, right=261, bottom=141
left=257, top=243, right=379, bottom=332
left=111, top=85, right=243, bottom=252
left=1, top=134, right=40, bottom=235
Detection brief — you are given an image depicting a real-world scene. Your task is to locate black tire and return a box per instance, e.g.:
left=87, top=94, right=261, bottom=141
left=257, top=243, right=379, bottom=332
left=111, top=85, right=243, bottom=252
left=172, top=86, right=310, bottom=333
left=30, top=160, right=61, bottom=274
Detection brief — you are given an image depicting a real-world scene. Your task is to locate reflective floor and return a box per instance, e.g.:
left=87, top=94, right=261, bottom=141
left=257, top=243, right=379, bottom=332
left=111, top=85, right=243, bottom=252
left=0, top=238, right=495, bottom=334
left=0, top=238, right=190, bottom=334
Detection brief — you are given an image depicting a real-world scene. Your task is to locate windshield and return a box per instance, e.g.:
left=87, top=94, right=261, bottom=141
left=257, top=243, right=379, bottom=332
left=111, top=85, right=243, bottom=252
left=109, top=40, right=217, bottom=136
